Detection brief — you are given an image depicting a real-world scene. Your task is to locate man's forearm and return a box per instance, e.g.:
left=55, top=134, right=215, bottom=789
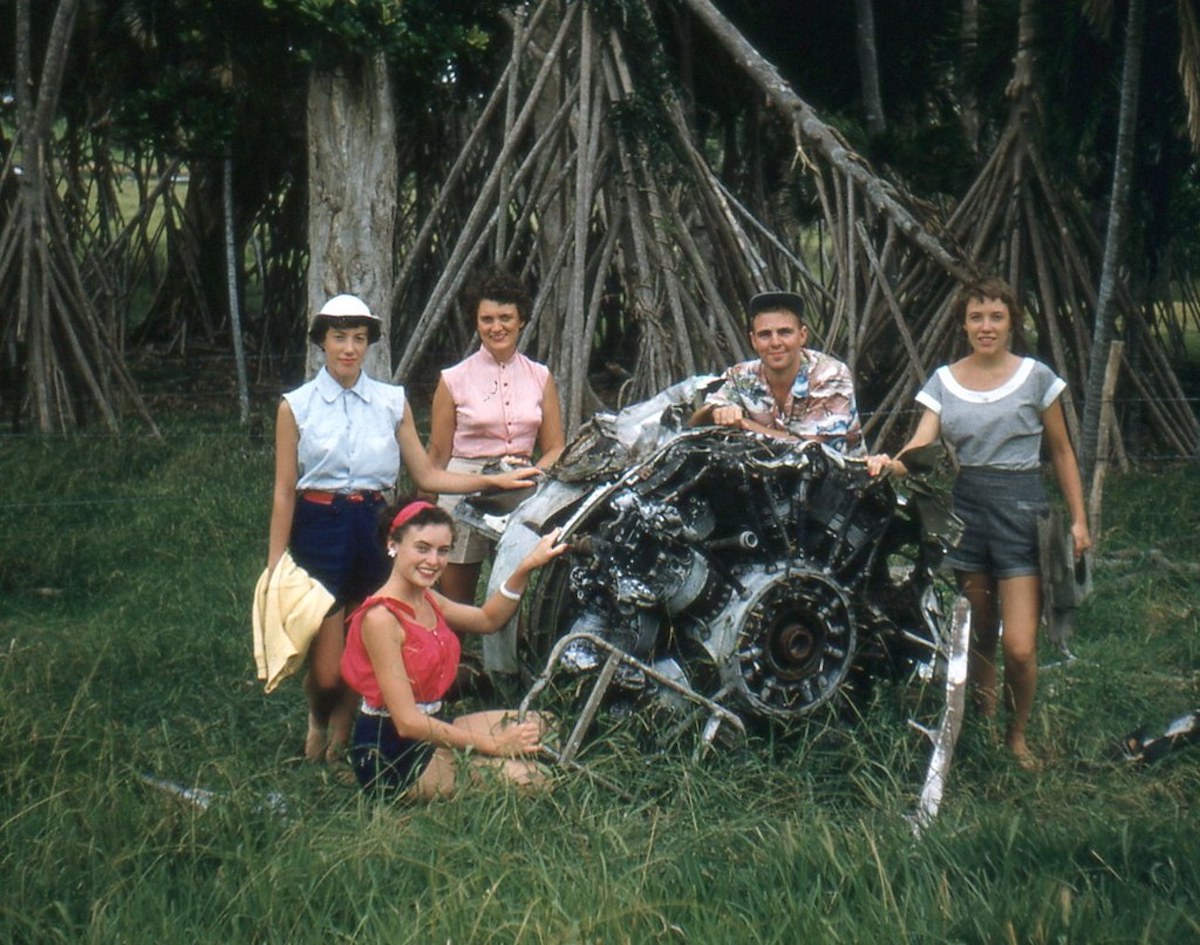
left=688, top=403, right=716, bottom=427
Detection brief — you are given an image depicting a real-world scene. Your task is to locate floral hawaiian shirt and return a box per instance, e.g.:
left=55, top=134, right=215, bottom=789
left=704, top=351, right=865, bottom=454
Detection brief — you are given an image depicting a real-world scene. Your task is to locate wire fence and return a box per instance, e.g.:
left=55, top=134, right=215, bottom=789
left=0, top=345, right=1196, bottom=535
left=3, top=399, right=1197, bottom=459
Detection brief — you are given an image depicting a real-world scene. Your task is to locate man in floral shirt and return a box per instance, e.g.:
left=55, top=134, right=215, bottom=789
left=690, top=291, right=864, bottom=455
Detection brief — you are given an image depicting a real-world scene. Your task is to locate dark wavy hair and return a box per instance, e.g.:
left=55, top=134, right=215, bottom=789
left=952, top=276, right=1027, bottom=353
left=378, top=497, right=455, bottom=546
left=461, top=266, right=532, bottom=328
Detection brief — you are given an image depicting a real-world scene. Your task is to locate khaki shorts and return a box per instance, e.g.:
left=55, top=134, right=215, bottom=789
left=436, top=456, right=497, bottom=564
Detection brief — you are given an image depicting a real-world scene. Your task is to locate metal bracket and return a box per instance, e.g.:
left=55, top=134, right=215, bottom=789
left=519, top=631, right=747, bottom=781
left=909, top=594, right=971, bottom=834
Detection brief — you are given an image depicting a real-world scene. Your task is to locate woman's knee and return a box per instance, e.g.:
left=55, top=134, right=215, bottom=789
left=413, top=749, right=459, bottom=799
left=1003, top=634, right=1038, bottom=667
left=501, top=758, right=547, bottom=789
left=308, top=655, right=344, bottom=691
left=307, top=620, right=346, bottom=689
left=959, top=575, right=998, bottom=624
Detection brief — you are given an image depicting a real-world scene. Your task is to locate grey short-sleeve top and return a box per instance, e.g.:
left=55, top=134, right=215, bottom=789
left=915, top=358, right=1066, bottom=470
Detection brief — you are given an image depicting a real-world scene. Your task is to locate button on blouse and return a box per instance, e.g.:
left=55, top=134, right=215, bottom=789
left=441, top=347, right=550, bottom=458
left=284, top=368, right=407, bottom=491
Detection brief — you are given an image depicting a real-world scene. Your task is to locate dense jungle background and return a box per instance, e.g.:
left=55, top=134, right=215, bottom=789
left=1, top=0, right=1198, bottom=461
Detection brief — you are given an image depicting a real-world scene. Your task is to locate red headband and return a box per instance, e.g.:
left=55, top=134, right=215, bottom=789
left=390, top=500, right=435, bottom=532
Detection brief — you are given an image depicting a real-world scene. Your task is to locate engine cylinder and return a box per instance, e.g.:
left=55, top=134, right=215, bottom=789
left=711, top=567, right=857, bottom=719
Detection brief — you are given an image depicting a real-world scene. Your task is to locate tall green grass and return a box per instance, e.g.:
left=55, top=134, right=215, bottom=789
left=1, top=423, right=1197, bottom=943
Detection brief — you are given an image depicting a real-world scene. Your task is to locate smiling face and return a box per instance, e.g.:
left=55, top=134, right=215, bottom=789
left=749, top=309, right=808, bottom=378
left=963, top=295, right=1012, bottom=356
left=389, top=523, right=454, bottom=590
left=476, top=298, right=524, bottom=361
left=321, top=325, right=371, bottom=386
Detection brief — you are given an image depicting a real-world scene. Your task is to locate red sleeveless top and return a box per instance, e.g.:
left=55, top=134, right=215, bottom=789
left=341, top=593, right=462, bottom=709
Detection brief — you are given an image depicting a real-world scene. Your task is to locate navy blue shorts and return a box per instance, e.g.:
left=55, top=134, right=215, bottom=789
left=351, top=712, right=436, bottom=796
left=289, top=493, right=389, bottom=610
left=946, top=467, right=1048, bottom=579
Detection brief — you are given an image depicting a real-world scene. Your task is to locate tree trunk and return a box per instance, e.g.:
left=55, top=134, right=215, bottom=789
left=854, top=0, right=886, bottom=137
left=223, top=147, right=249, bottom=423
left=306, top=53, right=397, bottom=381
left=959, top=0, right=980, bottom=154
left=134, top=161, right=222, bottom=349
left=1, top=0, right=156, bottom=433
left=1082, top=0, right=1145, bottom=479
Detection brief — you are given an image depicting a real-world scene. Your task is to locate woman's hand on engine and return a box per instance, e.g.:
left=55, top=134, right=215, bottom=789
left=494, top=465, right=544, bottom=490
left=522, top=527, right=569, bottom=570
left=865, top=453, right=893, bottom=478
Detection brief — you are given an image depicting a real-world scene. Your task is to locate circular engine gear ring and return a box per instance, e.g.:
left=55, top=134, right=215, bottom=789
left=726, top=568, right=857, bottom=719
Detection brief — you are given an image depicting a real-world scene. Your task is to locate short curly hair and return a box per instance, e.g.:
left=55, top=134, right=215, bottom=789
left=461, top=267, right=532, bottom=328
left=952, top=276, right=1027, bottom=351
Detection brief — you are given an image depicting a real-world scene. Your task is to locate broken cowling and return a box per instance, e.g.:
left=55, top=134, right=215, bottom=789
left=525, top=427, right=934, bottom=722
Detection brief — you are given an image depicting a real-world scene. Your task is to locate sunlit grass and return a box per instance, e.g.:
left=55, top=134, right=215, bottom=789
left=1, top=426, right=1197, bottom=942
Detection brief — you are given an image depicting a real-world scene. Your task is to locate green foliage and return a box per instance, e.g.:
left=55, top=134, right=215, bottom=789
left=0, top=420, right=1198, bottom=942
left=591, top=0, right=690, bottom=182
left=278, top=0, right=502, bottom=81
left=7, top=0, right=508, bottom=161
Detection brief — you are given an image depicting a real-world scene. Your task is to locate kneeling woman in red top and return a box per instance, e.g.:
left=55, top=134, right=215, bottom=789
left=341, top=499, right=568, bottom=798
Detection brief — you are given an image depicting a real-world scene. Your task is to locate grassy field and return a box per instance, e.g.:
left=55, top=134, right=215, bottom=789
left=1, top=415, right=1197, bottom=944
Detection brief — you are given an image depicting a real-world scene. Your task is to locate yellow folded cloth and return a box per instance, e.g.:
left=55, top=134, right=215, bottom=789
left=252, top=551, right=335, bottom=693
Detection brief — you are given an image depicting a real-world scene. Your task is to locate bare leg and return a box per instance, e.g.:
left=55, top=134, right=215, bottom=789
left=325, top=685, right=358, bottom=763
left=958, top=571, right=1000, bottom=718
left=303, top=608, right=347, bottom=761
left=412, top=710, right=550, bottom=799
left=412, top=747, right=461, bottom=799
left=996, top=574, right=1042, bottom=767
left=439, top=562, right=483, bottom=605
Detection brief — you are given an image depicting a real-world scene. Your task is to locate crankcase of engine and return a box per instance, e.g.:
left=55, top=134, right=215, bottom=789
left=688, top=565, right=858, bottom=719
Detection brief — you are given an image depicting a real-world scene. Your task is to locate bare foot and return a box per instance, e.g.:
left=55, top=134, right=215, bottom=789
left=1006, top=732, right=1042, bottom=771
left=304, top=716, right=328, bottom=762
left=1012, top=748, right=1042, bottom=771
left=326, top=755, right=358, bottom=785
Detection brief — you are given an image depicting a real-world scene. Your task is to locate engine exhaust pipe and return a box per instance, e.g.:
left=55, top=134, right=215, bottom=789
left=705, top=530, right=759, bottom=551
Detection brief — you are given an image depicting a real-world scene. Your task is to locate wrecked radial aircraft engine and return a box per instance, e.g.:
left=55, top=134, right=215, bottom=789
left=466, top=378, right=964, bottom=731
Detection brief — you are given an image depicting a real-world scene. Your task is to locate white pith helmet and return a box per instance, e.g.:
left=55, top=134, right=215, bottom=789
left=309, top=294, right=382, bottom=344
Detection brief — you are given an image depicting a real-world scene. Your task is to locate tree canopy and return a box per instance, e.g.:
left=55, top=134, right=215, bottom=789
left=0, top=0, right=1197, bottom=462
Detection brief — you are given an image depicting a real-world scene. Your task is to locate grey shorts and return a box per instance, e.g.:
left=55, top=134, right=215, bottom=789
left=436, top=457, right=496, bottom=565
left=945, top=467, right=1048, bottom=579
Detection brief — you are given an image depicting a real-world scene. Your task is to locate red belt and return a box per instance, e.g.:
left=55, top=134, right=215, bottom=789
left=299, top=490, right=384, bottom=505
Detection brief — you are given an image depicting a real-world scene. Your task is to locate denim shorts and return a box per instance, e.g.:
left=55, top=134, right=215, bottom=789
left=350, top=711, right=437, bottom=796
left=945, top=467, right=1048, bottom=579
left=289, top=493, right=389, bottom=609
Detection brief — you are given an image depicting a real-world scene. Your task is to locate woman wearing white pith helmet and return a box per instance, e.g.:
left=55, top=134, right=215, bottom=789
left=267, top=294, right=542, bottom=765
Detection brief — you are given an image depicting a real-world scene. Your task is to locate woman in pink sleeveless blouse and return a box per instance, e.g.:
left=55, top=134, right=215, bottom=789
left=427, top=269, right=565, bottom=603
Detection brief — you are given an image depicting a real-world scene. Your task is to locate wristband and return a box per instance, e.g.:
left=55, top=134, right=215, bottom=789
left=498, top=582, right=522, bottom=602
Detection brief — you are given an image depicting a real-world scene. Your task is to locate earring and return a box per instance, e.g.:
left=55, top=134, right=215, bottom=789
left=387, top=547, right=397, bottom=558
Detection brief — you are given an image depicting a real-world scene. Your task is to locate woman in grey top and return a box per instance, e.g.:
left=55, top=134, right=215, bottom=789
left=868, top=277, right=1090, bottom=768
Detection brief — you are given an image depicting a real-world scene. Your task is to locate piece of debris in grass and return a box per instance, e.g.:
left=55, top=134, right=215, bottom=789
left=1114, top=709, right=1200, bottom=764
left=139, top=773, right=290, bottom=816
